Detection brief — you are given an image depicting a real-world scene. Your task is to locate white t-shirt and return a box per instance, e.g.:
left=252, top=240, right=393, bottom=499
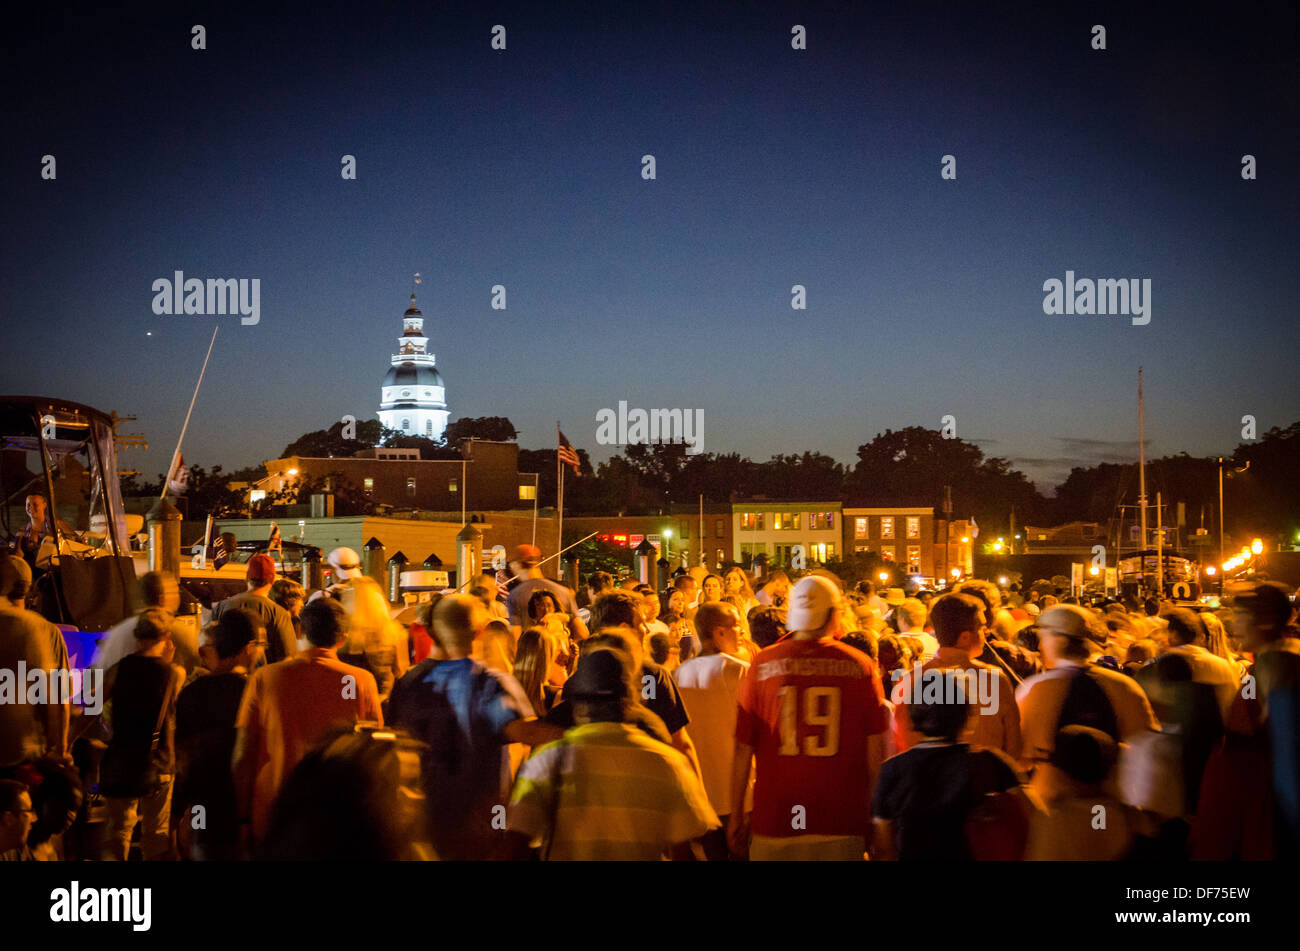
left=673, top=651, right=751, bottom=816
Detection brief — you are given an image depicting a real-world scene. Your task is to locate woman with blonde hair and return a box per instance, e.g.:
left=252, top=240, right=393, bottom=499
left=724, top=566, right=759, bottom=615
left=512, top=627, right=564, bottom=718
left=508, top=627, right=565, bottom=776
left=1201, top=611, right=1244, bottom=678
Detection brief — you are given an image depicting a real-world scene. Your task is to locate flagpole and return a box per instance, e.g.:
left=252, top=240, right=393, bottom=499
left=160, top=325, right=219, bottom=500
left=557, top=421, right=564, bottom=581
left=531, top=473, right=539, bottom=547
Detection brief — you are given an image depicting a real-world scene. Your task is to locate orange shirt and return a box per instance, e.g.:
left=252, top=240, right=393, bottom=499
left=236, top=647, right=382, bottom=837
left=891, top=648, right=1022, bottom=759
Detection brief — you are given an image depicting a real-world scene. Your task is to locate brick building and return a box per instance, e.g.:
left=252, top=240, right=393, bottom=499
left=259, top=440, right=536, bottom=513
left=842, top=506, right=975, bottom=582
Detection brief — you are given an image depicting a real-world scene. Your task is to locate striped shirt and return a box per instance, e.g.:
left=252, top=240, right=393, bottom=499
left=509, top=721, right=719, bottom=860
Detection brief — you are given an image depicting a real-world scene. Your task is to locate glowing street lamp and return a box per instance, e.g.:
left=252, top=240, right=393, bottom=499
left=878, top=570, right=889, bottom=582
left=950, top=568, right=960, bottom=578
left=998, top=576, right=1008, bottom=586
left=1251, top=538, right=1263, bottom=555
left=1205, top=565, right=1217, bottom=576
left=1089, top=565, right=1100, bottom=576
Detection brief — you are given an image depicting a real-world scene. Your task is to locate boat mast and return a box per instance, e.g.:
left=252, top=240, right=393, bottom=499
left=1137, top=367, right=1148, bottom=594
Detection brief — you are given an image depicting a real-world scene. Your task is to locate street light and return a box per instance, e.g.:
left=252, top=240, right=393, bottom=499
left=878, top=570, right=889, bottom=582
left=663, top=528, right=673, bottom=562
left=1251, top=538, right=1263, bottom=555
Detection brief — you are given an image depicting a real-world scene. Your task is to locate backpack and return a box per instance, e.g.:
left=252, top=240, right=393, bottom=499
left=1056, top=665, right=1120, bottom=740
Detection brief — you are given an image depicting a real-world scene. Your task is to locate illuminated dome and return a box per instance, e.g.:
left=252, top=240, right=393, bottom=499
left=378, top=292, right=449, bottom=439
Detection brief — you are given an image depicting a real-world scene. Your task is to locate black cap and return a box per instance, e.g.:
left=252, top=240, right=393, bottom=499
left=565, top=649, right=630, bottom=701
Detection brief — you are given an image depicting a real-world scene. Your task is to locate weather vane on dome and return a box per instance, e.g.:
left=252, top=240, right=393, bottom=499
left=413, top=271, right=422, bottom=296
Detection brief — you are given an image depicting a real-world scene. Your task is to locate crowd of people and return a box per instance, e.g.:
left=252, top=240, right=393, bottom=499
left=1, top=540, right=1298, bottom=861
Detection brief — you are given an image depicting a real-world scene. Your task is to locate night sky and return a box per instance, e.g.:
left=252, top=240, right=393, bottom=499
left=3, top=1, right=1297, bottom=492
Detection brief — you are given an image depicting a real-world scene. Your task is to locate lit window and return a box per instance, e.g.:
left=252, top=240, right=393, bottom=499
left=407, top=478, right=417, bottom=497
left=363, top=478, right=374, bottom=493
left=907, top=545, right=921, bottom=570
left=882, top=546, right=895, bottom=561
left=881, top=517, right=895, bottom=539
left=809, top=512, right=835, bottom=530
left=855, top=517, right=867, bottom=538
left=448, top=479, right=457, bottom=493
left=519, top=484, right=536, bottom=501
left=906, top=517, right=920, bottom=539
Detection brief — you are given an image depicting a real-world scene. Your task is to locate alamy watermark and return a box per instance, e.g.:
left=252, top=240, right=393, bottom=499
left=596, top=401, right=704, bottom=455
left=151, top=271, right=260, bottom=325
left=1042, top=271, right=1150, bottom=326
left=0, top=664, right=103, bottom=716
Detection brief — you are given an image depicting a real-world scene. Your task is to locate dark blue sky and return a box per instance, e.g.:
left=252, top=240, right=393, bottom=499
left=3, top=1, right=1297, bottom=492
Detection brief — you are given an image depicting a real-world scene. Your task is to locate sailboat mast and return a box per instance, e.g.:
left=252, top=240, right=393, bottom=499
left=1138, top=367, right=1148, bottom=593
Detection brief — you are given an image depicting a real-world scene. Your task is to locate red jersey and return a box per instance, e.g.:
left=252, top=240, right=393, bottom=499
left=735, top=637, right=888, bottom=837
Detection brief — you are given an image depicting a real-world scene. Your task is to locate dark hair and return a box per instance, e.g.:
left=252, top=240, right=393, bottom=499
left=647, top=633, right=671, bottom=665
left=930, top=593, right=985, bottom=648
left=1050, top=725, right=1117, bottom=785
left=214, top=608, right=262, bottom=660
left=527, top=589, right=558, bottom=621
left=589, top=590, right=642, bottom=631
left=907, top=670, right=972, bottom=741
left=302, top=598, right=349, bottom=648
left=841, top=630, right=877, bottom=661
left=25, top=757, right=83, bottom=848
left=748, top=606, right=786, bottom=649
left=1162, top=608, right=1207, bottom=647
left=673, top=575, right=697, bottom=592
left=1016, top=625, right=1040, bottom=652
left=258, top=728, right=423, bottom=860
left=587, top=570, right=614, bottom=594
left=140, top=571, right=174, bottom=608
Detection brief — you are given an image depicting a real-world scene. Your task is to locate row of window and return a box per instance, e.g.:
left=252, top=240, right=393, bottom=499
left=739, top=542, right=838, bottom=563
left=854, top=515, right=922, bottom=539
left=853, top=543, right=923, bottom=571
left=361, top=477, right=456, bottom=497
left=738, top=512, right=838, bottom=531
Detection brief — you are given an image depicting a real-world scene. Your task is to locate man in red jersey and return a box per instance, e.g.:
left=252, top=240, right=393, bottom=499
left=727, top=575, right=889, bottom=860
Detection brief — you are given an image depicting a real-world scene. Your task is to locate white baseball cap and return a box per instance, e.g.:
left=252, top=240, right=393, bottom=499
left=786, top=575, right=841, bottom=633
left=327, top=546, right=363, bottom=580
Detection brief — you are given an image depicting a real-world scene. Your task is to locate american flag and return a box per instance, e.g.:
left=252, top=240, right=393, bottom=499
left=557, top=430, right=580, bottom=475
left=206, top=519, right=228, bottom=569
left=166, top=453, right=189, bottom=497
left=268, top=521, right=282, bottom=552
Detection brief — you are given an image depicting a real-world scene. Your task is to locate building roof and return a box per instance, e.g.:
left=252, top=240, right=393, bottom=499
left=382, top=362, right=444, bottom=389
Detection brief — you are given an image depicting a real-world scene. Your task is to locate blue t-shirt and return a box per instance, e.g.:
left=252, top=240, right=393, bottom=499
left=389, top=658, right=533, bottom=859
